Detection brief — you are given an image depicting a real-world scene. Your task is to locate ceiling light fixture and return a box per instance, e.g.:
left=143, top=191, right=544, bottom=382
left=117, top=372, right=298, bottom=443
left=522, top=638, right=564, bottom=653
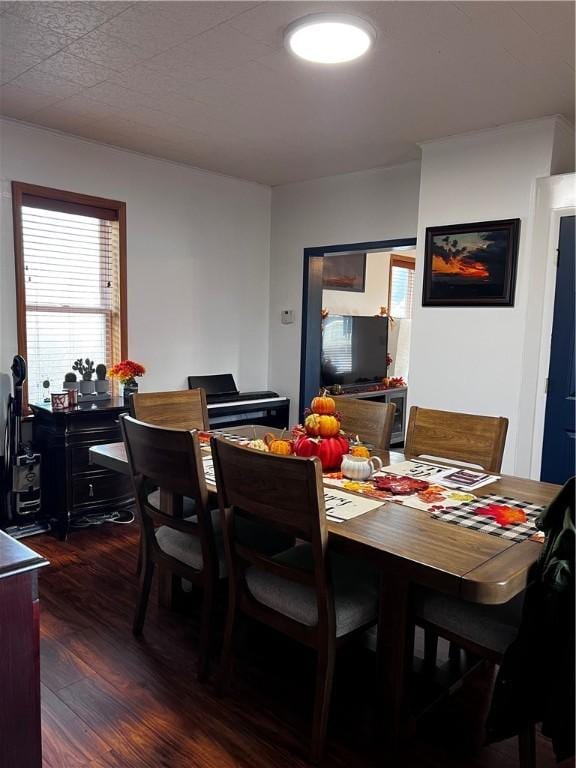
left=284, top=13, right=376, bottom=64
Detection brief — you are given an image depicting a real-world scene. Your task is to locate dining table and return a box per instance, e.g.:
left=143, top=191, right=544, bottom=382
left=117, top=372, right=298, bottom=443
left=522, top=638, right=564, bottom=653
left=89, top=424, right=560, bottom=755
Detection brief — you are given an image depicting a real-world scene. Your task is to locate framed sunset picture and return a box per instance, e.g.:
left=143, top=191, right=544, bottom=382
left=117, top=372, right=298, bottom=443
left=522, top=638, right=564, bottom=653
left=422, top=219, right=520, bottom=307
left=322, top=252, right=366, bottom=292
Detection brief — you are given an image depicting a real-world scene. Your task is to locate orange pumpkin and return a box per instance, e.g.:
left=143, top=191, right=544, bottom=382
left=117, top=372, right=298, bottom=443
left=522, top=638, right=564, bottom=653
left=304, top=413, right=340, bottom=438
left=264, top=431, right=293, bottom=455
left=311, top=391, right=336, bottom=415
left=350, top=444, right=370, bottom=458
left=269, top=439, right=293, bottom=455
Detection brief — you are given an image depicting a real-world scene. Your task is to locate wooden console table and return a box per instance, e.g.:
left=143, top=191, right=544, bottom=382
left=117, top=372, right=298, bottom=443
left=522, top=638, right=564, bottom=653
left=0, top=530, right=48, bottom=768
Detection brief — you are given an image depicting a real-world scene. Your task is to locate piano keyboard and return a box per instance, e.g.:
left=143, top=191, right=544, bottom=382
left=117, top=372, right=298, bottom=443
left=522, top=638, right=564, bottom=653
left=207, top=397, right=287, bottom=410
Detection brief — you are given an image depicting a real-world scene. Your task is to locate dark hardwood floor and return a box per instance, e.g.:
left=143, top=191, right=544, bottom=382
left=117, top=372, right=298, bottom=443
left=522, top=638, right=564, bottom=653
left=28, top=521, right=558, bottom=768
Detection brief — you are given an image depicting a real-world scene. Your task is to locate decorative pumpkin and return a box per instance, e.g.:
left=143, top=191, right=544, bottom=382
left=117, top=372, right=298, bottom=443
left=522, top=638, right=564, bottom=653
left=350, top=444, right=371, bottom=459
left=270, top=438, right=293, bottom=455
left=294, top=434, right=348, bottom=470
left=246, top=439, right=269, bottom=452
left=264, top=431, right=293, bottom=455
left=311, top=391, right=336, bottom=415
left=304, top=413, right=340, bottom=438
left=293, top=434, right=319, bottom=458
left=316, top=435, right=349, bottom=470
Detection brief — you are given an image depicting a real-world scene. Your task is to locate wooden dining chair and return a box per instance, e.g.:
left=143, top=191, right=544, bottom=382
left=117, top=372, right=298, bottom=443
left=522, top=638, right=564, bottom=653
left=405, top=406, right=508, bottom=685
left=336, top=398, right=396, bottom=451
left=404, top=406, right=509, bottom=473
left=211, top=437, right=378, bottom=763
left=130, top=388, right=209, bottom=431
left=130, top=388, right=210, bottom=575
left=413, top=480, right=574, bottom=768
left=121, top=414, right=224, bottom=681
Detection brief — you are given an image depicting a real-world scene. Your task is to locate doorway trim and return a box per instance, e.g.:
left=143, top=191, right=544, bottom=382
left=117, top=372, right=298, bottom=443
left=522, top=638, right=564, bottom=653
left=299, top=237, right=417, bottom=416
left=530, top=204, right=576, bottom=478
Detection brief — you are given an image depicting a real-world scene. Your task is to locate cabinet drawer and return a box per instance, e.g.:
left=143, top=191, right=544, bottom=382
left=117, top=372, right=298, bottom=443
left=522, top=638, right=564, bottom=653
left=72, top=473, right=133, bottom=510
left=66, top=411, right=126, bottom=435
left=70, top=440, right=122, bottom=475
left=67, top=426, right=122, bottom=448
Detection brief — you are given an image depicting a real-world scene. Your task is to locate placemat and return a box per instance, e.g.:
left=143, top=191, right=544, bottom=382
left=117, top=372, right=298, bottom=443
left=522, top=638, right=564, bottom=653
left=202, top=458, right=380, bottom=522
left=430, top=494, right=546, bottom=542
left=203, top=456, right=216, bottom=483
left=323, top=473, right=474, bottom=513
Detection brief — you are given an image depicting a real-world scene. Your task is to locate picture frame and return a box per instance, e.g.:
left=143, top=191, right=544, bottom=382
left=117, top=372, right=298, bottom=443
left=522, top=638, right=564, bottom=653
left=322, top=251, right=366, bottom=293
left=422, top=219, right=520, bottom=307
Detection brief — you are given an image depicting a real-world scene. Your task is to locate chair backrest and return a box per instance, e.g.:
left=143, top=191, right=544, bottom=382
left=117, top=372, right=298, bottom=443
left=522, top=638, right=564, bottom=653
left=130, top=388, right=209, bottom=431
left=121, top=414, right=213, bottom=569
left=211, top=437, right=334, bottom=630
left=187, top=374, right=238, bottom=397
left=336, top=398, right=396, bottom=450
left=404, top=406, right=508, bottom=473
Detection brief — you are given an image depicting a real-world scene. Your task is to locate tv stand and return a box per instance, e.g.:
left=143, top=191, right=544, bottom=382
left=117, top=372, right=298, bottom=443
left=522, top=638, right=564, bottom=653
left=335, top=386, right=407, bottom=446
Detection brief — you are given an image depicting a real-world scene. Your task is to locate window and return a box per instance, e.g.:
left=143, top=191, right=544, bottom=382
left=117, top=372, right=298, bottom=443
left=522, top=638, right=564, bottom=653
left=388, top=254, right=415, bottom=319
left=12, top=183, right=127, bottom=407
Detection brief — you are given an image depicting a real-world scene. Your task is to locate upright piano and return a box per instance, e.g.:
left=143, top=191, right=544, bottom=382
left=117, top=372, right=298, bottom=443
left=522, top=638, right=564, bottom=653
left=188, top=374, right=289, bottom=430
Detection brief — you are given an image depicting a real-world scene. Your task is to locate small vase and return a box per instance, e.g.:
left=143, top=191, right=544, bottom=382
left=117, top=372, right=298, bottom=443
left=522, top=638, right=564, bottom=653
left=123, top=379, right=138, bottom=406
left=80, top=379, right=94, bottom=395
left=95, top=379, right=109, bottom=394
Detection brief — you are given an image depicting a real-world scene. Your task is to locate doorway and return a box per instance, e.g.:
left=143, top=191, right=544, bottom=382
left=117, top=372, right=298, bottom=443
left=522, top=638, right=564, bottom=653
left=541, top=215, right=575, bottom=484
left=299, top=237, right=417, bottom=416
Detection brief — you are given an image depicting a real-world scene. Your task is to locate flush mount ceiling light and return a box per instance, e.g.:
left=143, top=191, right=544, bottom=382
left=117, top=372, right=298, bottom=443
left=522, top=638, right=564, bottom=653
left=284, top=13, right=376, bottom=64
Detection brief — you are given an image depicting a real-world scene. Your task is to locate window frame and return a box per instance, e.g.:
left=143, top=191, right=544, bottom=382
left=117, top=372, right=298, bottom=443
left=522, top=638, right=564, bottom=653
left=388, top=253, right=416, bottom=319
left=11, top=181, right=127, bottom=409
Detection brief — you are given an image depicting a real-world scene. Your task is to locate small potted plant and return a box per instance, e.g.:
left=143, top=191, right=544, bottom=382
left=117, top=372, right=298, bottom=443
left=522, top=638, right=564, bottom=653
left=63, top=372, right=79, bottom=392
left=108, top=360, right=146, bottom=405
left=73, top=358, right=96, bottom=395
left=95, top=364, right=109, bottom=394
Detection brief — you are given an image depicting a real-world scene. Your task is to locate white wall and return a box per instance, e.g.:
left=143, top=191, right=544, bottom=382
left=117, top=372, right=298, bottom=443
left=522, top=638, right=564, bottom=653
left=0, top=119, right=271, bottom=397
left=269, top=161, right=421, bottom=420
left=409, top=117, right=569, bottom=475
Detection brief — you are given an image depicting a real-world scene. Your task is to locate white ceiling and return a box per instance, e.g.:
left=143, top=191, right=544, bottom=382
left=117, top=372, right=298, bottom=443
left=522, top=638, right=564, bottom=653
left=1, top=1, right=574, bottom=185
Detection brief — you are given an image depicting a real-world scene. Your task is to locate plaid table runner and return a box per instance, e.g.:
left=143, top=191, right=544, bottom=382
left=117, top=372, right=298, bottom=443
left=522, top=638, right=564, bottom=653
left=199, top=430, right=249, bottom=445
left=430, top=494, right=546, bottom=542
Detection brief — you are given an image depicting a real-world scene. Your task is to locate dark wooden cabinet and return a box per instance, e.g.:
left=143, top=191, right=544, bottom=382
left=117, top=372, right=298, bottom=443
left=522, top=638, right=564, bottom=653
left=30, top=399, right=133, bottom=539
left=0, top=530, right=48, bottom=768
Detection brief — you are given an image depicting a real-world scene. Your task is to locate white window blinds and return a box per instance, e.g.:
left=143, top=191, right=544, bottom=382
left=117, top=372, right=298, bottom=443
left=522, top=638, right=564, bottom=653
left=322, top=316, right=352, bottom=374
left=389, top=256, right=415, bottom=319
left=18, top=191, right=123, bottom=405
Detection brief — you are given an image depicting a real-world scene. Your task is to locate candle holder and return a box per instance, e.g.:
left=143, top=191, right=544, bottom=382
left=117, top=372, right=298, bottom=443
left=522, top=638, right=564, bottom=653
left=51, top=392, right=69, bottom=411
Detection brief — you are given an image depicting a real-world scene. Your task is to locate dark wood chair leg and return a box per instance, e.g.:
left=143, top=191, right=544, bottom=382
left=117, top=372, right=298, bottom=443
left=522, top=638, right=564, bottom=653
left=158, top=564, right=179, bottom=610
left=448, top=641, right=461, bottom=672
left=310, top=642, right=336, bottom=764
left=135, top=529, right=143, bottom=578
left=217, top=595, right=239, bottom=696
left=423, top=628, right=439, bottom=672
left=518, top=724, right=536, bottom=768
left=133, top=558, right=154, bottom=636
left=197, top=579, right=214, bottom=683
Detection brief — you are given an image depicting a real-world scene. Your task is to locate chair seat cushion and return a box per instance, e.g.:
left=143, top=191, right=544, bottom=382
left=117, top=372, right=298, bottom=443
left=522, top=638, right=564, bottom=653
left=245, top=543, right=378, bottom=637
left=155, top=515, right=226, bottom=577
left=414, top=588, right=525, bottom=657
left=148, top=490, right=221, bottom=532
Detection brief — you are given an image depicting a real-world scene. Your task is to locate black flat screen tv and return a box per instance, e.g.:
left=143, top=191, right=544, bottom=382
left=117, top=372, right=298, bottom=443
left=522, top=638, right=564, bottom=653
left=320, top=315, right=388, bottom=389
